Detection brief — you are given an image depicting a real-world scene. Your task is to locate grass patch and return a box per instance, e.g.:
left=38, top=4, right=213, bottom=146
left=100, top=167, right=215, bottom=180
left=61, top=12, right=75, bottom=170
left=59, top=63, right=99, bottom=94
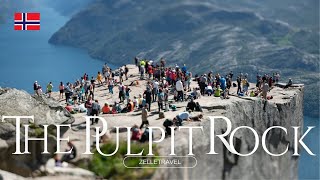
left=84, top=141, right=159, bottom=179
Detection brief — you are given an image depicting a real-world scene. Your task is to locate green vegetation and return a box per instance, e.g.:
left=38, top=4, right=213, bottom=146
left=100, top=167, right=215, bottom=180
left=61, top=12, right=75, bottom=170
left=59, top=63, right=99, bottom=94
left=84, top=142, right=159, bottom=180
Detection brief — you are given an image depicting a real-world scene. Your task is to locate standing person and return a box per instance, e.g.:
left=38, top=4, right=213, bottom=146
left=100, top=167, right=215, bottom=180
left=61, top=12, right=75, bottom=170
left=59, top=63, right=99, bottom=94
left=59, top=82, right=65, bottom=99
left=144, top=88, right=152, bottom=111
left=85, top=96, right=93, bottom=118
left=108, top=79, right=114, bottom=94
left=89, top=82, right=95, bottom=100
left=118, top=82, right=125, bottom=103
left=152, top=79, right=159, bottom=102
left=176, top=79, right=184, bottom=101
left=134, top=57, right=139, bottom=66
left=65, top=83, right=73, bottom=103
left=125, top=85, right=131, bottom=103
left=158, top=88, right=164, bottom=112
left=262, top=81, right=269, bottom=100
left=33, top=81, right=39, bottom=96
left=237, top=76, right=242, bottom=94
left=140, top=104, right=149, bottom=129
left=91, top=100, right=101, bottom=125
left=90, top=77, right=95, bottom=91
left=119, top=68, right=124, bottom=83
left=124, top=65, right=129, bottom=80
left=46, top=82, right=53, bottom=98
left=97, top=72, right=103, bottom=86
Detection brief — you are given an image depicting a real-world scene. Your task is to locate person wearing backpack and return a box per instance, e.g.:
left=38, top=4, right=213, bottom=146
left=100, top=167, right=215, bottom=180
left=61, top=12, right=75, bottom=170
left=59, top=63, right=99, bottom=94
left=140, top=104, right=149, bottom=129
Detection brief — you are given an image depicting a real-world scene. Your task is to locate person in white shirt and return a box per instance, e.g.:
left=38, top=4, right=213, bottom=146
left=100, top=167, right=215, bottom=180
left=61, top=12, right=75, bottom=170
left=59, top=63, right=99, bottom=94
left=176, top=79, right=184, bottom=101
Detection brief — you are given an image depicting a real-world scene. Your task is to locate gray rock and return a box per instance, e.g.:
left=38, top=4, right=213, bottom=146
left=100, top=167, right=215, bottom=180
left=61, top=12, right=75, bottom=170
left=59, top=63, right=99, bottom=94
left=0, top=88, right=74, bottom=177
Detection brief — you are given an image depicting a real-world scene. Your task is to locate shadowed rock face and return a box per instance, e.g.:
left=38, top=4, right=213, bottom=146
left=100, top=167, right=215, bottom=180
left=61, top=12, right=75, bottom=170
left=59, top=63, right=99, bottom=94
left=0, top=88, right=74, bottom=177
left=153, top=86, right=304, bottom=179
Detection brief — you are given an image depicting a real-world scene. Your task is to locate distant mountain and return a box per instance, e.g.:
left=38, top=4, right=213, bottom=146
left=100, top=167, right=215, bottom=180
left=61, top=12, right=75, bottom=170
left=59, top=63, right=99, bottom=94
left=0, top=0, right=33, bottom=23
left=43, top=0, right=93, bottom=16
left=49, top=0, right=319, bottom=117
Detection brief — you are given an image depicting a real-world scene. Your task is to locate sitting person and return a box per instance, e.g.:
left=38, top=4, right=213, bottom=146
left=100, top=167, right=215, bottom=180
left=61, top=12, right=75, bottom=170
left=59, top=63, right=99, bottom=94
left=127, top=99, right=134, bottom=112
left=61, top=141, right=77, bottom=163
left=131, top=125, right=142, bottom=141
left=284, top=78, right=293, bottom=88
left=140, top=127, right=153, bottom=143
left=186, top=98, right=197, bottom=111
left=222, top=88, right=230, bottom=99
left=163, top=119, right=174, bottom=136
left=102, top=103, right=111, bottom=114
left=214, top=85, right=223, bottom=97
left=205, top=85, right=213, bottom=96
left=65, top=103, right=74, bottom=113
left=195, top=102, right=203, bottom=112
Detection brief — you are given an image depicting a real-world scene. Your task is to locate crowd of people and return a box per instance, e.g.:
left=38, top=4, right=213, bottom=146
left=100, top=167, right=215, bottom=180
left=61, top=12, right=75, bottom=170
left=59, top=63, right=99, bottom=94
left=33, top=57, right=295, bottom=146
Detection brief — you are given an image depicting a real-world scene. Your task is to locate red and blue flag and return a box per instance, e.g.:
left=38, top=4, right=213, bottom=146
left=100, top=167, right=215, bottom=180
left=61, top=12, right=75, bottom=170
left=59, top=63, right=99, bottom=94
left=14, top=12, right=40, bottom=31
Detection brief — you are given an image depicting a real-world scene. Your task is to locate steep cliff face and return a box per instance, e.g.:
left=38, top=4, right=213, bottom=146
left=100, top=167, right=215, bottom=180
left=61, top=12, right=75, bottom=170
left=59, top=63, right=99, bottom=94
left=154, top=86, right=304, bottom=179
left=0, top=88, right=74, bottom=177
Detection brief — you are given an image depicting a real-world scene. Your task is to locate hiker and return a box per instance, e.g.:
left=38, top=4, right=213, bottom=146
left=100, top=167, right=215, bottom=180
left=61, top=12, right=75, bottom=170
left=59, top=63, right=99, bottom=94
left=97, top=72, right=103, bottom=85
left=158, top=88, right=164, bottom=112
left=214, top=85, right=222, bottom=97
left=85, top=96, right=93, bottom=117
left=152, top=79, right=159, bottom=102
left=65, top=83, right=73, bottom=103
left=262, top=81, right=270, bottom=100
left=91, top=100, right=100, bottom=124
left=134, top=57, right=139, bottom=66
left=176, top=79, right=184, bottom=101
left=140, top=104, right=149, bottom=129
left=46, top=82, right=53, bottom=98
left=61, top=142, right=77, bottom=163
left=59, top=82, right=64, bottom=99
left=78, top=85, right=85, bottom=102
left=163, top=119, right=174, bottom=136
left=118, top=82, right=125, bottom=103
left=173, top=111, right=191, bottom=126
left=284, top=78, right=293, bottom=88
left=237, top=76, right=242, bottom=94
left=131, top=125, right=142, bottom=141
left=124, top=65, right=129, bottom=80
left=102, top=103, right=111, bottom=114
left=186, top=98, right=197, bottom=111
left=125, top=85, right=131, bottom=103
left=89, top=82, right=95, bottom=100
left=140, top=128, right=152, bottom=143
left=33, top=81, right=39, bottom=96
left=126, top=99, right=134, bottom=112
left=119, top=68, right=124, bottom=83
left=108, top=79, right=114, bottom=94
left=242, top=78, right=249, bottom=96
left=205, top=85, right=213, bottom=96
left=144, top=88, right=152, bottom=111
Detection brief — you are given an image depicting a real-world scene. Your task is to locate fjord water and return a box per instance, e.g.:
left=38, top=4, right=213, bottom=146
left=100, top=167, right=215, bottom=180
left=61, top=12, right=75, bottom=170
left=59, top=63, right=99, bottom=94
left=0, top=3, right=318, bottom=180
left=0, top=5, right=109, bottom=93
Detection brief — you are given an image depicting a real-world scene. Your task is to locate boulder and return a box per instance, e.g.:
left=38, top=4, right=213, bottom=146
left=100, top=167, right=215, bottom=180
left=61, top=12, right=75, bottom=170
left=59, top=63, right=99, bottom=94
left=0, top=88, right=74, bottom=177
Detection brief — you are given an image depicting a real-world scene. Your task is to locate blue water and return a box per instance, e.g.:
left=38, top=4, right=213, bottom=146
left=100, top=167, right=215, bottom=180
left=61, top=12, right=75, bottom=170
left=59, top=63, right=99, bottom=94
left=299, top=116, right=320, bottom=179
left=0, top=4, right=114, bottom=93
left=0, top=2, right=318, bottom=180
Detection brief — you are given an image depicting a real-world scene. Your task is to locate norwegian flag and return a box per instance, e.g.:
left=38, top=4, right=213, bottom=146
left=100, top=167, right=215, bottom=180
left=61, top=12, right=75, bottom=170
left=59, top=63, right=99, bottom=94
left=14, top=12, right=40, bottom=31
